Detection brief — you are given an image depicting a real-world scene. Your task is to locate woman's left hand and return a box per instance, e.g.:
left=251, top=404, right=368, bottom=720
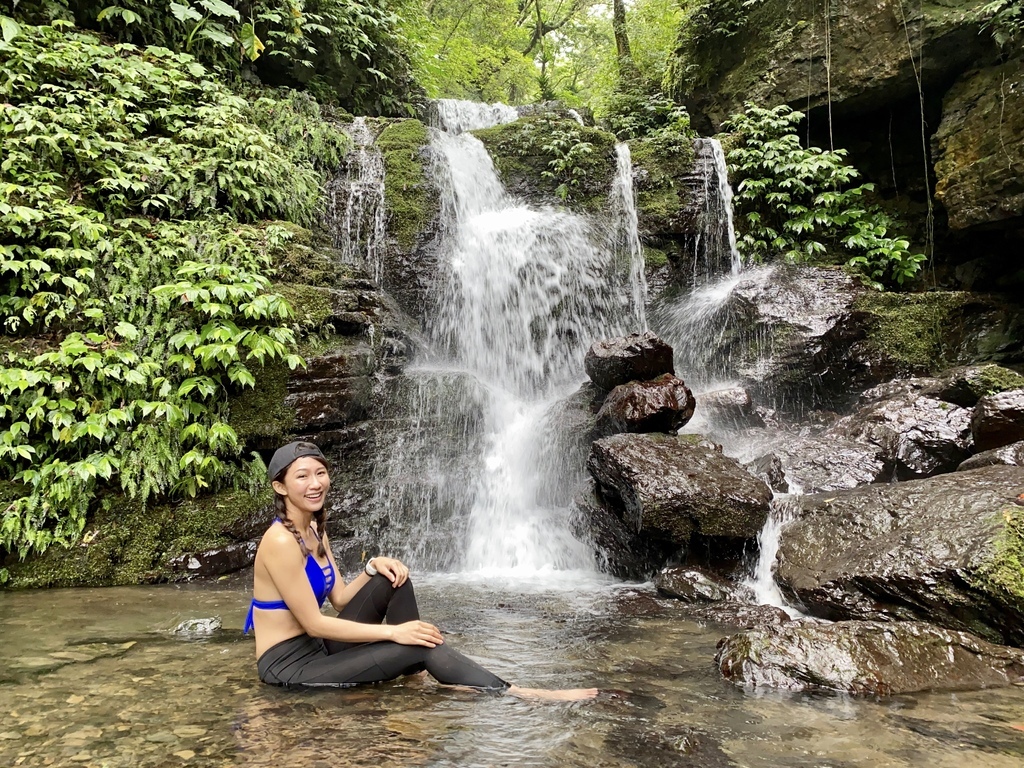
left=372, top=557, right=410, bottom=587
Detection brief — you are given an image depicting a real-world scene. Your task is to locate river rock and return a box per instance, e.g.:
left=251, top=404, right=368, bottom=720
left=748, top=434, right=891, bottom=494
left=697, top=387, right=765, bottom=429
left=924, top=364, right=1024, bottom=407
left=829, top=390, right=973, bottom=479
left=958, top=441, right=1024, bottom=472
left=775, top=465, right=1024, bottom=646
left=933, top=59, right=1024, bottom=231
left=688, top=602, right=792, bottom=631
left=587, top=433, right=772, bottom=545
left=655, top=566, right=732, bottom=602
left=594, top=374, right=696, bottom=437
left=166, top=541, right=257, bottom=578
left=972, top=389, right=1024, bottom=452
left=584, top=332, right=675, bottom=391
left=570, top=486, right=674, bottom=578
left=717, top=621, right=1024, bottom=695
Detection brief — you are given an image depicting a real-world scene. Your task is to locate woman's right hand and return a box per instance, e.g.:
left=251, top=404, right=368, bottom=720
left=391, top=620, right=444, bottom=648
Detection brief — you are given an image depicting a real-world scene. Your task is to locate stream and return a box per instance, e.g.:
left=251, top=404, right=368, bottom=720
left=2, top=574, right=1023, bottom=767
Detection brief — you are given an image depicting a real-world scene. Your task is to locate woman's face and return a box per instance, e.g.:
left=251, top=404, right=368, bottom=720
left=272, top=457, right=330, bottom=516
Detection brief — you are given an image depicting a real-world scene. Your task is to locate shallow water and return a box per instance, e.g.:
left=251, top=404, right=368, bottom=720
left=2, top=574, right=1023, bottom=768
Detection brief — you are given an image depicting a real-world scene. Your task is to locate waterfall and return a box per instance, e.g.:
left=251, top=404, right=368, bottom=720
left=374, top=118, right=647, bottom=575
left=428, top=99, right=519, bottom=134
left=743, top=495, right=803, bottom=615
left=691, top=138, right=742, bottom=284
left=324, top=117, right=386, bottom=281
left=609, top=143, right=648, bottom=331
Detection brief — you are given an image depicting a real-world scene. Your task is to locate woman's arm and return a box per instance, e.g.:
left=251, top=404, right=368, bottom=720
left=263, top=532, right=442, bottom=647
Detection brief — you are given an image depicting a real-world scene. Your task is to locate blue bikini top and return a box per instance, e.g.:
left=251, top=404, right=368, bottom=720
left=243, top=520, right=336, bottom=634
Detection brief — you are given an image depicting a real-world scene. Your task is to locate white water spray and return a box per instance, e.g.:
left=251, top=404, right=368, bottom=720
left=376, top=116, right=647, bottom=574
left=324, top=117, right=386, bottom=280
left=429, top=99, right=519, bottom=134
left=743, top=494, right=803, bottom=613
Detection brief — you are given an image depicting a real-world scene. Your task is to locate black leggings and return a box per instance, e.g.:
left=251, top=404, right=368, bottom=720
left=256, top=575, right=509, bottom=690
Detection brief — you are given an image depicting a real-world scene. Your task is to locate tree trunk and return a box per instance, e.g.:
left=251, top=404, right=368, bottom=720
left=612, top=0, right=641, bottom=88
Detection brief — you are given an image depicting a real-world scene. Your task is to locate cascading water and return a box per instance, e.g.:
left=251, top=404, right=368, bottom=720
left=324, top=117, right=386, bottom=280
left=743, top=494, right=803, bottom=611
left=428, top=98, right=520, bottom=134
left=374, top=115, right=647, bottom=575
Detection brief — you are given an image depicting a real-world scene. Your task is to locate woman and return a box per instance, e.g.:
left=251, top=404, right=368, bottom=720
left=246, top=440, right=597, bottom=700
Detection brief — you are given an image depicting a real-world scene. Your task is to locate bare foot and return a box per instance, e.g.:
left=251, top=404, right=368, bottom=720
left=506, top=685, right=599, bottom=701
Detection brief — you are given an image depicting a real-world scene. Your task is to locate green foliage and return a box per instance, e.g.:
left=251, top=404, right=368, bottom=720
left=541, top=125, right=596, bottom=201
left=0, top=24, right=347, bottom=561
left=724, top=103, right=926, bottom=289
left=978, top=0, right=1024, bottom=51
left=603, top=91, right=691, bottom=140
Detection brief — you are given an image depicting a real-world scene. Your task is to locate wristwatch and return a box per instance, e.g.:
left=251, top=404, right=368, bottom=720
left=364, top=558, right=378, bottom=576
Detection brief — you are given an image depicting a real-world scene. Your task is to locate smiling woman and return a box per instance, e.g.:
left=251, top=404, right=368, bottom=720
left=246, top=440, right=598, bottom=700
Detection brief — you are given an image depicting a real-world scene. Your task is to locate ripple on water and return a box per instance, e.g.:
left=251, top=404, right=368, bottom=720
left=1, top=577, right=1023, bottom=767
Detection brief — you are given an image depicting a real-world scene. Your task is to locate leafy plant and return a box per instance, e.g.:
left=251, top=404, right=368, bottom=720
left=724, top=103, right=926, bottom=289
left=978, top=0, right=1024, bottom=50
left=541, top=125, right=595, bottom=201
left=0, top=24, right=348, bottom=563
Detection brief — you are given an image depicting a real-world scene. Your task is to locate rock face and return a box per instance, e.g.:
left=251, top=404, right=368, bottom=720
left=594, top=374, right=696, bottom=437
left=829, top=391, right=974, bottom=479
left=716, top=621, right=1024, bottom=694
left=972, top=389, right=1024, bottom=452
left=750, top=434, right=891, bottom=494
left=933, top=60, right=1024, bottom=231
left=587, top=433, right=772, bottom=545
left=775, top=465, right=1024, bottom=646
left=697, top=387, right=765, bottom=429
left=584, top=332, right=675, bottom=391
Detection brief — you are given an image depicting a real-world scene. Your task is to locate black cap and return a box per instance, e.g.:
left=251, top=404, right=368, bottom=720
left=267, top=441, right=327, bottom=481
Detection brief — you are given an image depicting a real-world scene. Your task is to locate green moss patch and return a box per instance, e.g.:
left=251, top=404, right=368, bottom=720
left=6, top=488, right=273, bottom=589
left=228, top=358, right=295, bottom=446
left=629, top=134, right=697, bottom=228
left=854, top=291, right=971, bottom=373
left=377, top=119, right=435, bottom=251
left=972, top=506, right=1024, bottom=602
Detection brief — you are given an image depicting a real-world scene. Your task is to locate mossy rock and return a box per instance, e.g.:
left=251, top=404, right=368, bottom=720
left=473, top=116, right=619, bottom=213
left=629, top=134, right=698, bottom=233
left=854, top=291, right=972, bottom=373
left=376, top=119, right=436, bottom=252
left=5, top=488, right=273, bottom=589
left=229, top=357, right=295, bottom=446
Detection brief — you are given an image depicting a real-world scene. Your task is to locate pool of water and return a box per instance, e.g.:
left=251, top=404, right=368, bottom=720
left=2, top=572, right=1023, bottom=767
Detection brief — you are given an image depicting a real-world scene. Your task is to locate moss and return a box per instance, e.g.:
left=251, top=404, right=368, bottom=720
left=6, top=488, right=273, bottom=589
left=473, top=116, right=619, bottom=213
left=974, top=365, right=1024, bottom=396
left=276, top=282, right=335, bottom=329
left=971, top=506, right=1024, bottom=601
left=629, top=134, right=697, bottom=226
left=644, top=246, right=669, bottom=269
left=376, top=119, right=435, bottom=252
left=228, top=358, right=295, bottom=446
left=854, top=291, right=971, bottom=373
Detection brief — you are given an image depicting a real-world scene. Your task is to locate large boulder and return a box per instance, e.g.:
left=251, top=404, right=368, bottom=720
left=972, top=389, right=1024, bottom=452
left=585, top=332, right=675, bottom=391
left=933, top=59, right=1024, bottom=231
left=716, top=621, right=1024, bottom=694
left=775, top=465, right=1024, bottom=646
left=586, top=433, right=772, bottom=546
left=594, top=374, right=696, bottom=437
left=655, top=566, right=732, bottom=603
left=829, top=390, right=973, bottom=479
left=958, top=441, right=1024, bottom=472
left=748, top=434, right=892, bottom=494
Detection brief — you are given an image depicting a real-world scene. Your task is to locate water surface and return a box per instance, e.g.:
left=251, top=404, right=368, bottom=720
left=2, top=574, right=1023, bottom=767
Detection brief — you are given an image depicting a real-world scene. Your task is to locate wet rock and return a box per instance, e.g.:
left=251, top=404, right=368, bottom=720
left=749, top=434, right=891, bottom=494
left=775, top=465, right=1024, bottom=646
left=172, top=618, right=222, bottom=636
left=829, top=391, right=973, bottom=479
left=584, top=332, right=675, bottom=391
left=972, top=389, right=1024, bottom=452
left=697, top=387, right=765, bottom=429
left=716, top=621, right=1024, bottom=695
left=655, top=566, right=732, bottom=602
left=167, top=541, right=257, bottom=579
left=958, top=441, right=1024, bottom=472
left=933, top=60, right=1024, bottom=231
left=607, top=725, right=739, bottom=768
left=570, top=486, right=673, bottom=579
left=686, top=602, right=791, bottom=631
left=593, top=374, right=696, bottom=437
left=587, top=433, right=772, bottom=545
left=925, top=364, right=1024, bottom=408
left=285, top=344, right=375, bottom=432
